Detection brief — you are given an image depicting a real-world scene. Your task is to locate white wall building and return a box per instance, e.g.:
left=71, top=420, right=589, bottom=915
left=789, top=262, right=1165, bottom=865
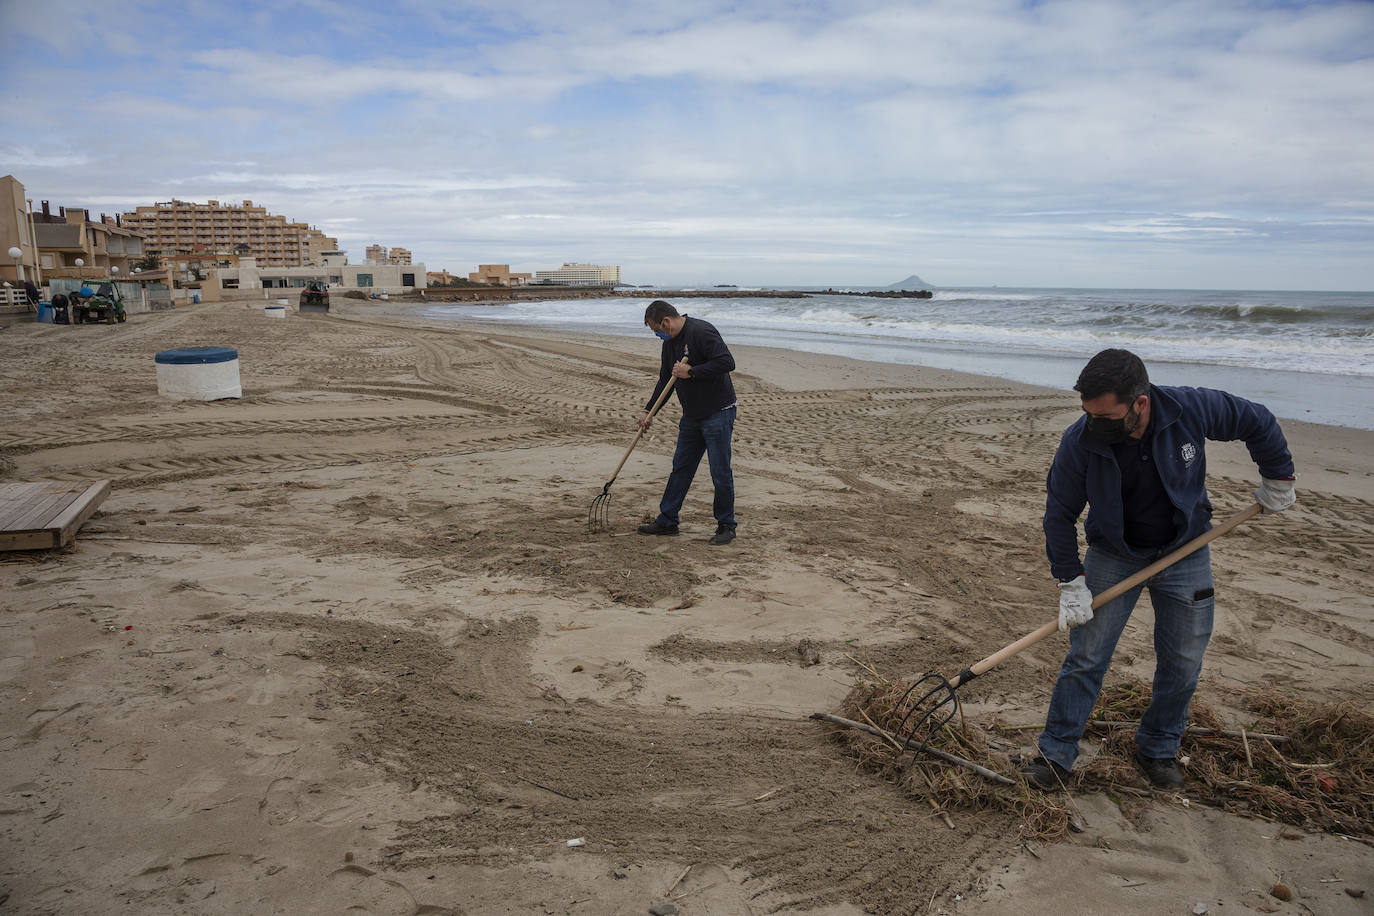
left=204, top=256, right=424, bottom=300
left=533, top=262, right=620, bottom=286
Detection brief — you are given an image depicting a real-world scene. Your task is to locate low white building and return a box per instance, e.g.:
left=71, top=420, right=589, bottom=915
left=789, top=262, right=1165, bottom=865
left=204, top=254, right=424, bottom=300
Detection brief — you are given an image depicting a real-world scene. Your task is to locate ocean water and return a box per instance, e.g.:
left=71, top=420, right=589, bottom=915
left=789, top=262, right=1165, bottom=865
left=419, top=287, right=1374, bottom=430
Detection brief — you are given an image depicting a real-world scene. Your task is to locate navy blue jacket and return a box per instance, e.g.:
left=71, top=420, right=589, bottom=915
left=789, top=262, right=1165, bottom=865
left=1044, top=385, right=1295, bottom=580
left=645, top=315, right=737, bottom=420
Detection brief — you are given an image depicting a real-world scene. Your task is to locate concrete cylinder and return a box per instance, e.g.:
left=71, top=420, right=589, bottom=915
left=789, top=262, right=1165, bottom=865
left=155, top=346, right=242, bottom=401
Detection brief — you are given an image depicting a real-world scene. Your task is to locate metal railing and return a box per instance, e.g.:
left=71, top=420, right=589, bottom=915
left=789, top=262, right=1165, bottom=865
left=0, top=288, right=36, bottom=309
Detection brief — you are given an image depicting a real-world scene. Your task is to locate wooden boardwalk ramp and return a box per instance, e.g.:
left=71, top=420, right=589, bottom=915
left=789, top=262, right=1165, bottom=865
left=0, top=481, right=112, bottom=551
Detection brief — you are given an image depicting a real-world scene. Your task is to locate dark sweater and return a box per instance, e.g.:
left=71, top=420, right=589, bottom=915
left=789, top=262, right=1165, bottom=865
left=644, top=315, right=737, bottom=420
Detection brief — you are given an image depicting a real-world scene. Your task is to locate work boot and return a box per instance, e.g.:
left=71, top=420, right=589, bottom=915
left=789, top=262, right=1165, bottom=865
left=708, top=524, right=737, bottom=546
left=637, top=520, right=679, bottom=536
left=1134, top=751, right=1185, bottom=789
left=1019, top=755, right=1070, bottom=790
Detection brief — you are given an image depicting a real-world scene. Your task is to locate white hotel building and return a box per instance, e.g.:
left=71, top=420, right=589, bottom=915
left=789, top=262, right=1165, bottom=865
left=533, top=262, right=620, bottom=286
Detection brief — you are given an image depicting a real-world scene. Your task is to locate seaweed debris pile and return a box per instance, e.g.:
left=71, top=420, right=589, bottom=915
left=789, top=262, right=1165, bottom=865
left=819, top=677, right=1374, bottom=843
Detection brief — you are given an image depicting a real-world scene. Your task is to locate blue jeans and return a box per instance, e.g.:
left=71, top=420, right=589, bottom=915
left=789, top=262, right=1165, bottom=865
left=1038, top=544, right=1214, bottom=770
left=655, top=406, right=736, bottom=529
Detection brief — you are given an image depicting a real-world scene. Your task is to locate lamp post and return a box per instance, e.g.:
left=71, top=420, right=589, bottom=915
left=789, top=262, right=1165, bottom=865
left=7, top=246, right=20, bottom=285
left=25, top=198, right=41, bottom=285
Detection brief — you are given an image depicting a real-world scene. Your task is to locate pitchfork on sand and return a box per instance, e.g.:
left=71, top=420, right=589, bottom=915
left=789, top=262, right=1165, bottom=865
left=587, top=374, right=680, bottom=534
left=888, top=502, right=1263, bottom=760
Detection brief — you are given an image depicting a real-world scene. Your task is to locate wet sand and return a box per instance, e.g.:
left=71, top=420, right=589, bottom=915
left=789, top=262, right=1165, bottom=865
left=1, top=300, right=1370, bottom=915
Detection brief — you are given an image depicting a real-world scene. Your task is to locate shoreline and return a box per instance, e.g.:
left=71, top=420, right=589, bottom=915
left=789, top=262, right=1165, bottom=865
left=441, top=309, right=1374, bottom=500
left=348, top=297, right=1374, bottom=432
left=1, top=302, right=1369, bottom=915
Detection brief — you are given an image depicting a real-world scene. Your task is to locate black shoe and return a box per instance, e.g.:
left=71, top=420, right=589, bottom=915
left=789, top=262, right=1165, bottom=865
left=1134, top=751, right=1184, bottom=789
left=708, top=525, right=736, bottom=546
left=1020, top=755, right=1070, bottom=790
left=637, top=520, right=679, bottom=536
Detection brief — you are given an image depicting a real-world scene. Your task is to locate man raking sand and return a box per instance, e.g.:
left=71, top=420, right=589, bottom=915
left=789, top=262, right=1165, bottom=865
left=634, top=300, right=739, bottom=546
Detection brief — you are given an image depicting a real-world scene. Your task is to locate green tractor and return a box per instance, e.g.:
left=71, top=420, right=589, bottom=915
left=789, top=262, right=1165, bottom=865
left=72, top=281, right=127, bottom=325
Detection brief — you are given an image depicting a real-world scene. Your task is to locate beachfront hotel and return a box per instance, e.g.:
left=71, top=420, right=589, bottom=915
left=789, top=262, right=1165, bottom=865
left=533, top=262, right=621, bottom=286
left=121, top=200, right=338, bottom=268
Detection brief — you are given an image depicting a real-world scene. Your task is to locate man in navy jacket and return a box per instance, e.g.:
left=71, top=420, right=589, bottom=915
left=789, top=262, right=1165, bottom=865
left=1022, top=349, right=1296, bottom=790
left=636, top=300, right=738, bottom=545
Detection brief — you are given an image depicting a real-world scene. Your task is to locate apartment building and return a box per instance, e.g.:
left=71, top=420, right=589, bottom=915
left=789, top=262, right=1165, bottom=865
left=2, top=176, right=149, bottom=286
left=468, top=264, right=531, bottom=286
left=1, top=174, right=40, bottom=284
left=121, top=200, right=338, bottom=268
left=533, top=262, right=621, bottom=286
left=32, top=202, right=145, bottom=279
left=365, top=243, right=412, bottom=265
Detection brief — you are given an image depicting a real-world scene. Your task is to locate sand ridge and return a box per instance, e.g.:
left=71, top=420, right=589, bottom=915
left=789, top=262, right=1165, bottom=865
left=1, top=301, right=1370, bottom=915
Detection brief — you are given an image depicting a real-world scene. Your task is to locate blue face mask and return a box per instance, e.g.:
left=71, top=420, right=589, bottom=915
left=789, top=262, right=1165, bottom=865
left=653, top=328, right=672, bottom=341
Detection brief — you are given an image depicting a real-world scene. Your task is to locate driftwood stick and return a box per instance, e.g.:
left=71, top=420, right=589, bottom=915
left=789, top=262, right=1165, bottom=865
left=810, top=713, right=1015, bottom=786
left=1085, top=720, right=1290, bottom=744
left=665, top=864, right=692, bottom=896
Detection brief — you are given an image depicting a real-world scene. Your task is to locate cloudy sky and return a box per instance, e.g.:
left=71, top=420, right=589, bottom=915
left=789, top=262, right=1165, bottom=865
left=2, top=0, right=1372, bottom=289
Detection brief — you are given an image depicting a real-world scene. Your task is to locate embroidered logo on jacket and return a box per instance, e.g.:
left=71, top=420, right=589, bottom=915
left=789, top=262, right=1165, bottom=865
left=1181, top=442, right=1197, bottom=467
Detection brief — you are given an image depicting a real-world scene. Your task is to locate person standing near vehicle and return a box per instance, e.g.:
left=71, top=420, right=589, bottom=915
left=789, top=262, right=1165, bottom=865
left=636, top=300, right=738, bottom=545
left=1022, top=348, right=1296, bottom=790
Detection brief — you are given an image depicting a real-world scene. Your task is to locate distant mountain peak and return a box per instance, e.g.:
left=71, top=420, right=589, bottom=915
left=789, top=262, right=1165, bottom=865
left=888, top=274, right=934, bottom=290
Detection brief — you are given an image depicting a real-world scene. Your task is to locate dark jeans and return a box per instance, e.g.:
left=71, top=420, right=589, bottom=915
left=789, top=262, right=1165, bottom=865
left=1038, top=545, right=1214, bottom=770
left=655, top=406, right=736, bottom=529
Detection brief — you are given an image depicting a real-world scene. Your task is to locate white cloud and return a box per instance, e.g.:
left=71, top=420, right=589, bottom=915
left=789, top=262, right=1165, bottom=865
left=188, top=49, right=571, bottom=102
left=0, top=146, right=91, bottom=169
left=0, top=0, right=1370, bottom=288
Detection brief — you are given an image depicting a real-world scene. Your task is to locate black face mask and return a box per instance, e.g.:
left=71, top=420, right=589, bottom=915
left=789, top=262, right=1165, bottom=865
left=1086, top=405, right=1139, bottom=445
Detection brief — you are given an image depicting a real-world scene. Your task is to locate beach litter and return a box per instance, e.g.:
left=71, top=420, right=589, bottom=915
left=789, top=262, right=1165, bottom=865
left=817, top=674, right=1374, bottom=843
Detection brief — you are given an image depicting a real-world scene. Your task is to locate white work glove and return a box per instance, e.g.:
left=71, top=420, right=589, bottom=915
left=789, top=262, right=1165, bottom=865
left=1058, top=575, right=1094, bottom=632
left=1255, top=477, right=1296, bottom=513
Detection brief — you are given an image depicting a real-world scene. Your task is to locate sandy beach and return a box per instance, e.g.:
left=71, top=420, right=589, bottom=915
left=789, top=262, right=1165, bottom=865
left=1, top=299, right=1371, bottom=916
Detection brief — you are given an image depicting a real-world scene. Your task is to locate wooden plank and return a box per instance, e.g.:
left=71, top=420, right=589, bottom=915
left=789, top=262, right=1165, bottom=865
left=13, top=484, right=89, bottom=527
left=8, top=487, right=84, bottom=532
left=0, top=480, right=111, bottom=552
left=49, top=480, right=112, bottom=547
left=0, top=529, right=58, bottom=551
left=0, top=485, right=70, bottom=531
left=0, top=485, right=46, bottom=529
left=0, top=483, right=51, bottom=528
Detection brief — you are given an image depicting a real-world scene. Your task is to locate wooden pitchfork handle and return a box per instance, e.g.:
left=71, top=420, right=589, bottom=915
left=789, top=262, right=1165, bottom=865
left=945, top=502, right=1264, bottom=690
left=600, top=377, right=677, bottom=491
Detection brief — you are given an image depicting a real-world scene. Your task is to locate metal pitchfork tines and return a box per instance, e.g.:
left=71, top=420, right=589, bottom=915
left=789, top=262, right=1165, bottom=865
left=889, top=503, right=1264, bottom=762
left=587, top=376, right=678, bottom=533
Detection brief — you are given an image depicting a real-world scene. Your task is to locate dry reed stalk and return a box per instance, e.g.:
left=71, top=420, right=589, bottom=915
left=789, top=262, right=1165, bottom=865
left=822, top=676, right=1374, bottom=843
